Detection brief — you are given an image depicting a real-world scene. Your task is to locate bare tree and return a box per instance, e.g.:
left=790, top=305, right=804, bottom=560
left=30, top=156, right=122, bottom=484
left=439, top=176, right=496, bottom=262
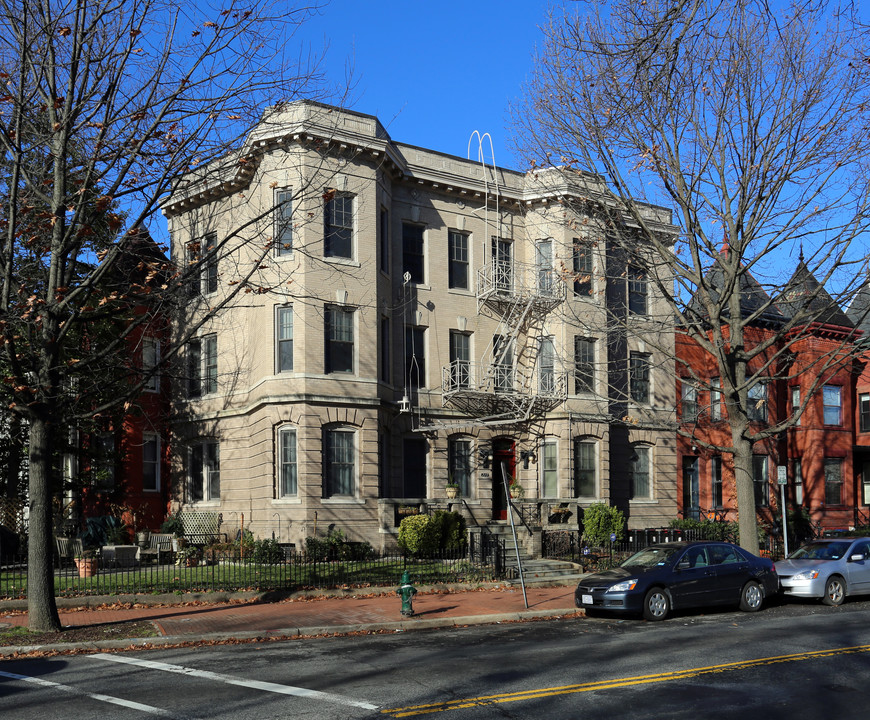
left=513, top=0, right=870, bottom=552
left=0, top=0, right=335, bottom=631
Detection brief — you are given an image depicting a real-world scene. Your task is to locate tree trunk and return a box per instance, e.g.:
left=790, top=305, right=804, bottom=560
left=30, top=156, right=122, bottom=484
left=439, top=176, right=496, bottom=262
left=27, top=415, right=61, bottom=632
left=732, top=433, right=760, bottom=556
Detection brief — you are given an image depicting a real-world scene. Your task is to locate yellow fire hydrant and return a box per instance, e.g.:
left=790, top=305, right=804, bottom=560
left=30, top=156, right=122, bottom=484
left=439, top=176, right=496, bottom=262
left=397, top=570, right=417, bottom=616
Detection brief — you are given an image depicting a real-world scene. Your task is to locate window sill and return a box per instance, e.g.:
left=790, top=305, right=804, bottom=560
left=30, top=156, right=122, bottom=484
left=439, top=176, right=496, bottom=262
left=447, top=287, right=473, bottom=296
left=322, top=497, right=365, bottom=505
left=323, top=256, right=360, bottom=268
left=272, top=497, right=302, bottom=505
left=629, top=499, right=658, bottom=505
left=275, top=252, right=296, bottom=261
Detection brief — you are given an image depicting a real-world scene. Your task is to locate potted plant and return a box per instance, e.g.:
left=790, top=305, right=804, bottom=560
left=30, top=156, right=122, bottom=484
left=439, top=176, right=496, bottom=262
left=508, top=479, right=524, bottom=500
left=74, top=548, right=98, bottom=578
left=175, top=545, right=201, bottom=567
left=446, top=482, right=460, bottom=499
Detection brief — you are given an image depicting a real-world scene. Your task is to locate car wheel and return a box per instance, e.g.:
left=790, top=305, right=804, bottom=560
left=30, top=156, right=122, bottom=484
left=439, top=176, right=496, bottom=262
left=739, top=581, right=763, bottom=612
left=822, top=575, right=845, bottom=606
left=643, top=588, right=670, bottom=621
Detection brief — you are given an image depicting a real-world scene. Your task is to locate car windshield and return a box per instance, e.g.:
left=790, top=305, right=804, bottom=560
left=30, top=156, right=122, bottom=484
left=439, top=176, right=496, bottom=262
left=788, top=541, right=851, bottom=561
left=620, top=546, right=682, bottom=569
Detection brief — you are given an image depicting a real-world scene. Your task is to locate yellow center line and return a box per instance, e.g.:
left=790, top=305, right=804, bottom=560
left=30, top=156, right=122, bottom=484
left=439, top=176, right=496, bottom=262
left=381, top=643, right=870, bottom=717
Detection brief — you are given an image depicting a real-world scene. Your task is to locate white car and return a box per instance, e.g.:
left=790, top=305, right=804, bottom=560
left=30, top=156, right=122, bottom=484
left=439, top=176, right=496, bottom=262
left=777, top=537, right=870, bottom=606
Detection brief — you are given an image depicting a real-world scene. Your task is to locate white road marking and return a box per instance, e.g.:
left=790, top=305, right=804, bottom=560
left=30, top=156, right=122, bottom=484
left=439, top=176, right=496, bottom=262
left=89, top=653, right=379, bottom=710
left=0, top=669, right=199, bottom=719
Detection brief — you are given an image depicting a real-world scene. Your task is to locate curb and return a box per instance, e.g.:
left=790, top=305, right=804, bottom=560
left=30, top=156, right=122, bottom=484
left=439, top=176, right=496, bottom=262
left=0, top=607, right=581, bottom=657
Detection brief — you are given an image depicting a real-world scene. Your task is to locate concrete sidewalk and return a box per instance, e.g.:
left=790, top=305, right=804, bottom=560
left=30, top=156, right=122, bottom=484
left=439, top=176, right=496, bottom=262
left=0, top=584, right=581, bottom=656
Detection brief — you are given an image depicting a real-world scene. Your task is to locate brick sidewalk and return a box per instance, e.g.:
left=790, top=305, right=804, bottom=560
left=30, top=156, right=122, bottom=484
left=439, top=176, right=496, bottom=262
left=0, top=586, right=579, bottom=639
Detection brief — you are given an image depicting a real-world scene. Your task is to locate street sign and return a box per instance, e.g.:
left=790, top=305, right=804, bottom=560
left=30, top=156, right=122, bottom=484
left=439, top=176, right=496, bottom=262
left=777, top=465, right=787, bottom=485
left=610, top=533, right=617, bottom=542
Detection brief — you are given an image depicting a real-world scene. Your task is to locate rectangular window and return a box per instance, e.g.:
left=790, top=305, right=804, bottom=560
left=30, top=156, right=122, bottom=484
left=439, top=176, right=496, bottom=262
left=448, top=231, right=469, bottom=290
left=402, top=223, right=425, bottom=283
left=278, top=427, right=297, bottom=497
left=379, top=206, right=389, bottom=273
left=187, top=338, right=201, bottom=398
left=405, top=326, right=426, bottom=388
left=860, top=393, right=870, bottom=432
left=203, top=334, right=217, bottom=395
left=747, top=382, right=768, bottom=422
left=541, top=441, right=558, bottom=497
left=448, top=438, right=473, bottom=497
left=536, top=239, right=554, bottom=294
left=202, top=232, right=218, bottom=295
left=681, top=381, right=698, bottom=423
left=324, top=192, right=353, bottom=258
left=862, top=460, right=870, bottom=506
left=539, top=337, right=555, bottom=394
left=493, top=334, right=514, bottom=393
left=274, top=188, right=293, bottom=256
left=824, top=457, right=843, bottom=505
left=629, top=352, right=650, bottom=404
left=823, top=385, right=842, bottom=426
left=791, top=386, right=801, bottom=426
left=492, top=237, right=512, bottom=292
left=189, top=440, right=220, bottom=503
left=188, top=334, right=217, bottom=397
left=402, top=437, right=427, bottom=497
left=628, top=266, right=647, bottom=315
left=325, top=306, right=354, bottom=374
left=573, top=440, right=596, bottom=497
left=710, top=377, right=722, bottom=420
left=142, top=433, right=160, bottom=492
left=574, top=337, right=594, bottom=394
left=793, top=458, right=803, bottom=505
left=186, top=233, right=218, bottom=296
left=380, top=316, right=391, bottom=384
left=630, top=446, right=651, bottom=499
left=753, top=454, right=769, bottom=507
left=682, top=456, right=699, bottom=518
left=573, top=239, right=592, bottom=297
left=143, top=337, right=159, bottom=392
left=324, top=428, right=354, bottom=496
left=711, top=456, right=723, bottom=508
left=276, top=306, right=293, bottom=373
left=449, top=331, right=470, bottom=389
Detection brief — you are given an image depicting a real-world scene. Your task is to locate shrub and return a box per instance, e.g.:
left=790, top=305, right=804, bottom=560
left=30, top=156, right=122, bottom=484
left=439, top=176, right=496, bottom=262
left=581, top=503, right=626, bottom=547
left=668, top=517, right=738, bottom=542
left=251, top=537, right=285, bottom=564
left=398, top=511, right=466, bottom=555
left=160, top=514, right=184, bottom=537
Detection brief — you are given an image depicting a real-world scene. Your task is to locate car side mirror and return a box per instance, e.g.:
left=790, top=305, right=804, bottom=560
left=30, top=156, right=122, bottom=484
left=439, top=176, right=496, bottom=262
left=849, top=553, right=865, bottom=562
left=677, top=559, right=690, bottom=570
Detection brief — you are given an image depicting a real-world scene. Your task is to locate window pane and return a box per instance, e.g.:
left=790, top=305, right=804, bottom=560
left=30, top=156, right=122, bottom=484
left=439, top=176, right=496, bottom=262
left=188, top=339, right=201, bottom=398
left=824, top=458, right=843, bottom=505
left=823, top=386, right=842, bottom=425
left=325, top=194, right=353, bottom=258
left=748, top=383, right=767, bottom=422
left=573, top=240, right=592, bottom=296
left=493, top=334, right=514, bottom=393
left=681, top=382, right=698, bottom=422
left=277, top=306, right=293, bottom=372
left=448, top=231, right=469, bottom=289
left=405, top=326, right=426, bottom=388
left=143, top=338, right=159, bottom=392
left=539, top=337, right=555, bottom=394
left=536, top=239, right=553, bottom=293
left=279, top=428, right=297, bottom=497
left=710, top=377, right=722, bottom=420
left=794, top=459, right=803, bottom=505
left=449, top=438, right=472, bottom=496
left=189, top=445, right=203, bottom=502
left=711, top=456, right=723, bottom=507
left=203, top=335, right=217, bottom=394
left=143, top=435, right=159, bottom=491
left=542, top=442, right=558, bottom=497
left=326, top=430, right=354, bottom=496
left=629, top=353, right=650, bottom=404
left=449, top=331, right=470, bottom=388
left=275, top=189, right=293, bottom=255
left=402, top=223, right=425, bottom=283
left=628, top=267, right=646, bottom=315
left=573, top=440, right=595, bottom=497
left=630, top=447, right=650, bottom=498
left=753, top=454, right=768, bottom=507
left=860, top=394, right=870, bottom=433
left=203, top=232, right=218, bottom=294
left=574, top=337, right=594, bottom=393
left=326, top=307, right=354, bottom=373
left=206, top=442, right=220, bottom=501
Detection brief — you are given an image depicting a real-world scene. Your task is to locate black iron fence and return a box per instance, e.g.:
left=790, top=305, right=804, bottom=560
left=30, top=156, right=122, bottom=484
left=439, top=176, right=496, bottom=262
left=543, top=526, right=746, bottom=569
left=0, top=541, right=507, bottom=600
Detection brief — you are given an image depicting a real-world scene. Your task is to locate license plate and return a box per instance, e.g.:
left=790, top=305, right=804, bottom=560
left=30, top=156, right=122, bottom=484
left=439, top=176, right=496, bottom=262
left=581, top=594, right=593, bottom=605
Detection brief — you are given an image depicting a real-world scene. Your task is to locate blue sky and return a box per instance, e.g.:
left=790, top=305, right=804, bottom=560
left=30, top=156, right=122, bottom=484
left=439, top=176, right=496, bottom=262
left=297, top=0, right=553, bottom=169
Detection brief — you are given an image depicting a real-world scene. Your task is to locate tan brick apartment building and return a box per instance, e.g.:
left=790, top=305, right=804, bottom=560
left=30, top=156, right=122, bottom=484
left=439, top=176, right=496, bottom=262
left=163, top=102, right=679, bottom=551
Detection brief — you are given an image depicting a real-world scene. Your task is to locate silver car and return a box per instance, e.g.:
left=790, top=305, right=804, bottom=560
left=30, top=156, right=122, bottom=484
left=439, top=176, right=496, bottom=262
left=777, top=537, right=870, bottom=606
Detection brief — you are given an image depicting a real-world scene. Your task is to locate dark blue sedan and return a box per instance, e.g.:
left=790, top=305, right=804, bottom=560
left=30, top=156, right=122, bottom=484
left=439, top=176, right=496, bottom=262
left=574, top=541, right=779, bottom=621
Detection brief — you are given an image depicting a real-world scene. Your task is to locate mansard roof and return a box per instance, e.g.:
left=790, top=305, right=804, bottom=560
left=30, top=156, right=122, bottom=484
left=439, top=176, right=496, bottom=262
left=776, top=260, right=853, bottom=328
left=847, top=281, right=870, bottom=334
left=685, top=251, right=787, bottom=327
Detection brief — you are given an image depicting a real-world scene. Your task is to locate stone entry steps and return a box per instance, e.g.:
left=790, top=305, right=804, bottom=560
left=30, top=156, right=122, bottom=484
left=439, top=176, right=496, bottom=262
left=483, top=522, right=586, bottom=587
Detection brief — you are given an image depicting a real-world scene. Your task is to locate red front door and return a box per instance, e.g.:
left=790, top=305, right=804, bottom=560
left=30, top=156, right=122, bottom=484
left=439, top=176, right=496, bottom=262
left=492, top=439, right=515, bottom=521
